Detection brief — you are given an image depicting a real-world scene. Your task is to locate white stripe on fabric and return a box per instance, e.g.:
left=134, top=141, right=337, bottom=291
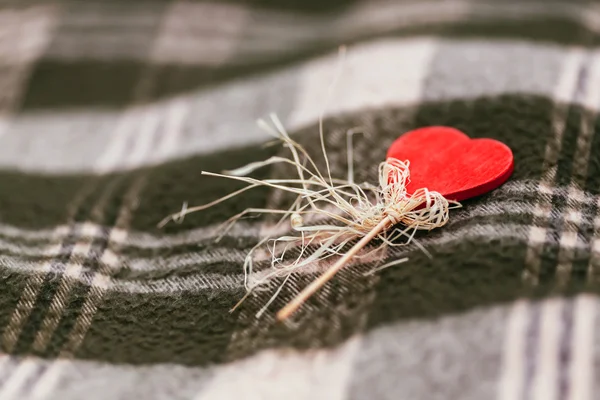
left=1, top=188, right=600, bottom=276
left=0, top=6, right=58, bottom=65
left=0, top=5, right=58, bottom=150
left=0, top=358, right=40, bottom=400
left=288, top=38, right=437, bottom=129
left=196, top=336, right=363, bottom=400
left=125, top=109, right=161, bottom=169
left=497, top=300, right=529, bottom=400
left=139, top=221, right=588, bottom=292
left=93, top=107, right=145, bottom=174
left=109, top=273, right=244, bottom=294
left=0, top=354, right=16, bottom=391
left=0, top=116, right=8, bottom=139
left=106, top=223, right=258, bottom=250
left=30, top=359, right=69, bottom=400
left=0, top=221, right=581, bottom=295
left=93, top=95, right=191, bottom=173
left=0, top=221, right=259, bottom=248
left=118, top=200, right=554, bottom=272
left=4, top=197, right=600, bottom=287
left=567, top=295, right=596, bottom=400
left=580, top=52, right=600, bottom=110
left=530, top=298, right=563, bottom=400
left=153, top=98, right=189, bottom=161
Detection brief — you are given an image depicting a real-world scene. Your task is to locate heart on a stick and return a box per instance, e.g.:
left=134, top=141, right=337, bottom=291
left=386, top=126, right=514, bottom=202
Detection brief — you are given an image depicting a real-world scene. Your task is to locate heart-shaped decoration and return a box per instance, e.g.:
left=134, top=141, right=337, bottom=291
left=386, top=126, right=514, bottom=202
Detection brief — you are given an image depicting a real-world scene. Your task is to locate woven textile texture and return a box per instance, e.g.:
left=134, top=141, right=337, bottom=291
left=1, top=0, right=600, bottom=399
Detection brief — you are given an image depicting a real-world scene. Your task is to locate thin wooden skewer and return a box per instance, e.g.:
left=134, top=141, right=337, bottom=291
left=276, top=216, right=393, bottom=320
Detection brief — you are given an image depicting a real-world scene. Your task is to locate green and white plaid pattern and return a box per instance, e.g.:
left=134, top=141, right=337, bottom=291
left=1, top=0, right=600, bottom=399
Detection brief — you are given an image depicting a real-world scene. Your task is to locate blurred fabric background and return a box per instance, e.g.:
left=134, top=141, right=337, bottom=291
left=0, top=0, right=599, bottom=399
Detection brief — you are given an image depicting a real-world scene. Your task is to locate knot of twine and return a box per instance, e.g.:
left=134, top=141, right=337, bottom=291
left=358, top=158, right=452, bottom=231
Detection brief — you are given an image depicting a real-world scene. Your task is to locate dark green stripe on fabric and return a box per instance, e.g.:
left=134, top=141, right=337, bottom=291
left=76, top=289, right=244, bottom=366
left=0, top=145, right=275, bottom=236
left=366, top=235, right=530, bottom=327
left=131, top=143, right=276, bottom=233
left=209, top=0, right=362, bottom=12
left=21, top=61, right=147, bottom=110
left=0, top=172, right=88, bottom=229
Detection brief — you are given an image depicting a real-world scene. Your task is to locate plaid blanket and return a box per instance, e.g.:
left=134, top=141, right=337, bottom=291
left=1, top=0, right=600, bottom=399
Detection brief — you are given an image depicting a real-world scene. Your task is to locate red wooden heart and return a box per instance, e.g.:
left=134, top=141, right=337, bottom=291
left=386, top=126, right=514, bottom=202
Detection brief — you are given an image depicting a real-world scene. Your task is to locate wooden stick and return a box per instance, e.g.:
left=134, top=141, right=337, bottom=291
left=276, top=216, right=393, bottom=320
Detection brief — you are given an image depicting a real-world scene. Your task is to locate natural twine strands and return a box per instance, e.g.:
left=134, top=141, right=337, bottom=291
left=158, top=113, right=461, bottom=319
left=159, top=46, right=460, bottom=319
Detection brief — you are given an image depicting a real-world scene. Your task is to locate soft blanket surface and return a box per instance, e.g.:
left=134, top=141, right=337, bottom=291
left=0, top=0, right=599, bottom=399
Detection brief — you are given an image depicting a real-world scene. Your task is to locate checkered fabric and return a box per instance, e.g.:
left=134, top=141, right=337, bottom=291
left=1, top=0, right=600, bottom=399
